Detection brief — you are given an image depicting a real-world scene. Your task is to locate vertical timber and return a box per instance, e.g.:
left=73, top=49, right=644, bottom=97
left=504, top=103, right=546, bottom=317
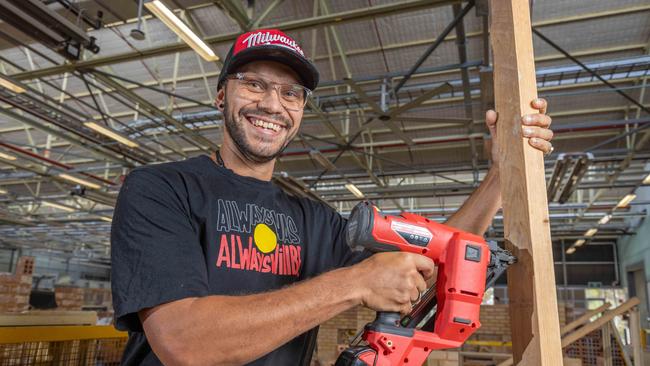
left=489, top=0, right=563, bottom=365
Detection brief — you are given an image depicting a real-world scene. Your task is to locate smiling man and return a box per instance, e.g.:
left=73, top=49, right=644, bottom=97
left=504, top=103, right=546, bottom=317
left=111, top=29, right=554, bottom=365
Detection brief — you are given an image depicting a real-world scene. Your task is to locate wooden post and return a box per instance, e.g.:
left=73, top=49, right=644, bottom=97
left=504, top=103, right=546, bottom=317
left=629, top=308, right=644, bottom=366
left=602, top=322, right=613, bottom=366
left=489, top=1, right=563, bottom=365
left=610, top=320, right=633, bottom=366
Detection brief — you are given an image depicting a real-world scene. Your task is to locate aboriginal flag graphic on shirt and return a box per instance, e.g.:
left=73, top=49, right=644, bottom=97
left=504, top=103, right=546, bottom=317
left=214, top=199, right=302, bottom=277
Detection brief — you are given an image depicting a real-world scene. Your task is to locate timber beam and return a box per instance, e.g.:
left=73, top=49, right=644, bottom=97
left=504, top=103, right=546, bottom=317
left=490, top=0, right=563, bottom=365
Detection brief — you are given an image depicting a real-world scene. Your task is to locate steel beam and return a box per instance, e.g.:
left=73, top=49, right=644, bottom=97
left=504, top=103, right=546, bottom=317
left=12, top=0, right=458, bottom=81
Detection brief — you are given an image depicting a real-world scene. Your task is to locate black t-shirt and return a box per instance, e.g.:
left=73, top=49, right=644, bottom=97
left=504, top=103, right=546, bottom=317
left=111, top=155, right=368, bottom=365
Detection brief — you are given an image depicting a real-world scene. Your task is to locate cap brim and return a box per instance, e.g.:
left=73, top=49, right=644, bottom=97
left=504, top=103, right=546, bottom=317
left=225, top=45, right=319, bottom=90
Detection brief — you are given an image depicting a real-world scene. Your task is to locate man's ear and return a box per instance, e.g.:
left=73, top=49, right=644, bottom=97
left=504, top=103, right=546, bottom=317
left=215, top=88, right=225, bottom=111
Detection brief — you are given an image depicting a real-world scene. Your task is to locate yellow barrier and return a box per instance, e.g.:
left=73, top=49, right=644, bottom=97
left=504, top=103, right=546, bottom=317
left=0, top=326, right=127, bottom=365
left=465, top=340, right=513, bottom=347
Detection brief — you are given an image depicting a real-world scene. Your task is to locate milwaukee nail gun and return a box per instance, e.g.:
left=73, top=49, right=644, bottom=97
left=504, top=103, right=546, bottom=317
left=336, top=201, right=515, bottom=366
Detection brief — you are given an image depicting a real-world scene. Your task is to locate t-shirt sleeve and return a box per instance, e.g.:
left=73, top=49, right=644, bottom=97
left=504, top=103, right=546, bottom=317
left=302, top=201, right=372, bottom=277
left=111, top=168, right=209, bottom=332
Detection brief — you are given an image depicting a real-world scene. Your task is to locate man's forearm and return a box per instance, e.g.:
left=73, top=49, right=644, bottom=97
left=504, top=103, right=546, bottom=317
left=141, top=265, right=364, bottom=365
left=445, top=167, right=502, bottom=235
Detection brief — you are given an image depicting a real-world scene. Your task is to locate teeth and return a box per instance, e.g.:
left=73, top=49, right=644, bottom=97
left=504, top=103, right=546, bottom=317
left=251, top=118, right=281, bottom=132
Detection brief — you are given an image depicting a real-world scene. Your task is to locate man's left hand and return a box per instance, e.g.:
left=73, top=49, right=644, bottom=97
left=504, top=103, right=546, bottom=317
left=485, top=98, right=554, bottom=165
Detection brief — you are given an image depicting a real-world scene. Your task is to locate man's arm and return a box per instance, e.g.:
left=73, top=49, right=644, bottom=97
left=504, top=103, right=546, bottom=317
left=445, top=167, right=501, bottom=235
left=140, top=252, right=435, bottom=366
left=445, top=100, right=553, bottom=235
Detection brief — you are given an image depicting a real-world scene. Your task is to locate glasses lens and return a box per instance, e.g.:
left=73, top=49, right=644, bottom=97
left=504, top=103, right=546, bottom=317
left=278, top=85, right=307, bottom=110
left=231, top=74, right=310, bottom=111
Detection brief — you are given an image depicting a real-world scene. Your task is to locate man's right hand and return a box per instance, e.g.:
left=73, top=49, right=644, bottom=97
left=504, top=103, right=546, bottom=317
left=353, top=252, right=436, bottom=315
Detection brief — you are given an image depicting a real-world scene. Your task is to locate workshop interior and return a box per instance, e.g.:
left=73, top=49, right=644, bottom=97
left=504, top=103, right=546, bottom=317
left=0, top=0, right=649, bottom=365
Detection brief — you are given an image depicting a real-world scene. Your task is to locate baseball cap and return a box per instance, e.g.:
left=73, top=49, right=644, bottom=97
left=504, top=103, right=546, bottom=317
left=217, top=29, right=319, bottom=91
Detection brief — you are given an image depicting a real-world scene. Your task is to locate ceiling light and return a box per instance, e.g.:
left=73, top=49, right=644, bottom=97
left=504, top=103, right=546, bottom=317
left=345, top=183, right=365, bottom=199
left=99, top=216, right=112, bottom=222
left=0, top=76, right=26, bottom=93
left=584, top=228, right=598, bottom=237
left=84, top=122, right=139, bottom=148
left=616, top=194, right=637, bottom=208
left=58, top=173, right=102, bottom=189
left=0, top=152, right=17, bottom=160
left=144, top=0, right=219, bottom=62
left=643, top=173, right=650, bottom=185
left=598, top=214, right=611, bottom=225
left=0, top=188, right=7, bottom=194
left=574, top=239, right=586, bottom=247
left=41, top=201, right=76, bottom=212
left=566, top=247, right=576, bottom=254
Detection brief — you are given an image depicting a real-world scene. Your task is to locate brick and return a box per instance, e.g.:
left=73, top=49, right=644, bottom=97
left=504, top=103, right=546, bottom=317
left=429, top=351, right=447, bottom=360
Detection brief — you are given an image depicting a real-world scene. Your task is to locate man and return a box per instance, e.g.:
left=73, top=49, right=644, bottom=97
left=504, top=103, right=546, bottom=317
left=111, top=29, right=553, bottom=365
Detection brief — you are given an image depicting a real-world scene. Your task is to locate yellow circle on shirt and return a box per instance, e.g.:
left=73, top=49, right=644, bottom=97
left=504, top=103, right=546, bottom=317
left=254, top=223, right=277, bottom=254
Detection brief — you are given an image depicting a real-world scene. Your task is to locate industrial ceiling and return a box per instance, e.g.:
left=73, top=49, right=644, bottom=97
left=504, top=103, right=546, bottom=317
left=0, top=0, right=648, bottom=283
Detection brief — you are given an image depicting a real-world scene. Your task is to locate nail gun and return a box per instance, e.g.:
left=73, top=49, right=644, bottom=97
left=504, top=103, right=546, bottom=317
left=336, top=201, right=516, bottom=366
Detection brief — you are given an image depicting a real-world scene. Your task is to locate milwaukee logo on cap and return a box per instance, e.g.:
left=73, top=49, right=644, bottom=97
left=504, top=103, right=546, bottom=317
left=235, top=29, right=305, bottom=57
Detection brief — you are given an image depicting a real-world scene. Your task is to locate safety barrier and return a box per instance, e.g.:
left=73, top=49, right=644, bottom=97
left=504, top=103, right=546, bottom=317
left=0, top=325, right=127, bottom=365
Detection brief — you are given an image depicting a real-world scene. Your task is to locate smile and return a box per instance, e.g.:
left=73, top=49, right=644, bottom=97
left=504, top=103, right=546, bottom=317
left=248, top=117, right=285, bottom=132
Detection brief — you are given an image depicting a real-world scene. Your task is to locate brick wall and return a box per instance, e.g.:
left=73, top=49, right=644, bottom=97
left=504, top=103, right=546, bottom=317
left=0, top=256, right=34, bottom=313
left=53, top=286, right=113, bottom=310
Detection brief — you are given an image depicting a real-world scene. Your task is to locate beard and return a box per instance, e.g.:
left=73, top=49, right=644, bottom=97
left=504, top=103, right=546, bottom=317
left=223, top=100, right=296, bottom=164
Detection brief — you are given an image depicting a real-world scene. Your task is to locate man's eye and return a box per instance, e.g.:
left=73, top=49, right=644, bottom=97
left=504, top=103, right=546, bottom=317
left=282, top=88, right=301, bottom=99
left=245, top=80, right=265, bottom=90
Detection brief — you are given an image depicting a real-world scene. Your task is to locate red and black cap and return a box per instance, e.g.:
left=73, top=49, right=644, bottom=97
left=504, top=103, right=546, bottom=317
left=217, top=29, right=319, bottom=91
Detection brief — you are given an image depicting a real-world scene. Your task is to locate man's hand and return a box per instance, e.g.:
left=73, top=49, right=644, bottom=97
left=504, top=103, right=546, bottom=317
left=486, top=98, right=554, bottom=166
left=353, top=252, right=436, bottom=315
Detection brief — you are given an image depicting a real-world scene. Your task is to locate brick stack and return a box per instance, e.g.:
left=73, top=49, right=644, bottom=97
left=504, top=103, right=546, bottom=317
left=428, top=350, right=460, bottom=366
left=0, top=256, right=34, bottom=313
left=82, top=287, right=113, bottom=308
left=54, top=286, right=85, bottom=310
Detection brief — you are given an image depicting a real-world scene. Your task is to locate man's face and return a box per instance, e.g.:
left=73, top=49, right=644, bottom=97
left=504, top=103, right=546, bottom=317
left=217, top=61, right=304, bottom=164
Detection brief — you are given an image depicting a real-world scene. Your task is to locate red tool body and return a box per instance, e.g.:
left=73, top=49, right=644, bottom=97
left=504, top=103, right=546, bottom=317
left=337, top=201, right=513, bottom=366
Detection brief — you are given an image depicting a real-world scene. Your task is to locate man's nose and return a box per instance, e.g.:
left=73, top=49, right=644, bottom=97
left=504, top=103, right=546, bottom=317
left=256, top=87, right=285, bottom=114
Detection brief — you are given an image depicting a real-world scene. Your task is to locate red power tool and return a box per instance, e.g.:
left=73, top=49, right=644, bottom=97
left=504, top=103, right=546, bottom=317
left=336, top=201, right=515, bottom=366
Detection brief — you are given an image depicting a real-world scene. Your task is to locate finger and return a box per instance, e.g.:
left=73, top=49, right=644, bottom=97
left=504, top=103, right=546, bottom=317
left=401, top=304, right=412, bottom=316
left=531, top=98, right=547, bottom=115
left=485, top=110, right=498, bottom=129
left=528, top=138, right=553, bottom=154
left=522, top=126, right=554, bottom=141
left=522, top=114, right=552, bottom=128
left=410, top=288, right=420, bottom=303
left=412, top=256, right=436, bottom=279
left=415, top=275, right=428, bottom=293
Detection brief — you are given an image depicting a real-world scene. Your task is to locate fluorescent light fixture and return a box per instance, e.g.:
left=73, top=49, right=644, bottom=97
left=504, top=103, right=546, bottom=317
left=566, top=247, right=576, bottom=254
left=144, top=0, right=219, bottom=62
left=0, top=152, right=17, bottom=160
left=0, top=188, right=7, bottom=194
left=84, top=122, right=139, bottom=148
left=643, top=173, right=650, bottom=185
left=0, top=76, right=26, bottom=93
left=58, top=173, right=102, bottom=189
left=574, top=239, right=586, bottom=247
left=584, top=228, right=598, bottom=237
left=99, top=216, right=112, bottom=222
left=345, top=183, right=365, bottom=199
left=42, top=201, right=76, bottom=212
left=598, top=214, right=611, bottom=225
left=616, top=193, right=637, bottom=208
